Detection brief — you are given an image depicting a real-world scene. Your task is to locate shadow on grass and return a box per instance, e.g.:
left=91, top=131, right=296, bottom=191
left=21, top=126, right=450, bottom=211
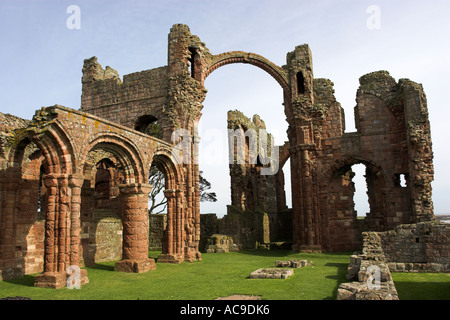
left=324, top=262, right=348, bottom=277
left=324, top=261, right=350, bottom=300
left=235, top=249, right=294, bottom=257
left=3, top=275, right=36, bottom=287
left=87, top=263, right=116, bottom=272
left=394, top=281, right=450, bottom=300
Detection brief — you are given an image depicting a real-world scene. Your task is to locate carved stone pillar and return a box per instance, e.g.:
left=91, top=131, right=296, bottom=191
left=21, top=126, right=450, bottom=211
left=57, top=175, right=69, bottom=273
left=34, top=174, right=65, bottom=288
left=42, top=174, right=58, bottom=274
left=291, top=146, right=322, bottom=253
left=115, top=183, right=156, bottom=273
left=69, top=174, right=88, bottom=284
left=158, top=189, right=184, bottom=263
left=35, top=174, right=88, bottom=288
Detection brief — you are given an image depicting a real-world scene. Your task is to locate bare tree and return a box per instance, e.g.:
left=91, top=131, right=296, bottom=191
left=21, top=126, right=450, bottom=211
left=148, top=168, right=217, bottom=214
left=148, top=165, right=167, bottom=214
left=199, top=171, right=217, bottom=202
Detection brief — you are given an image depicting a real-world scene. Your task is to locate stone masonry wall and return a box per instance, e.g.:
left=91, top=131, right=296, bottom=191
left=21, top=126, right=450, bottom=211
left=315, top=71, right=434, bottom=252
left=338, top=221, right=449, bottom=300
left=81, top=58, right=175, bottom=141
left=337, top=232, right=399, bottom=300
left=199, top=214, right=220, bottom=252
left=148, top=214, right=167, bottom=251
left=381, top=221, right=450, bottom=272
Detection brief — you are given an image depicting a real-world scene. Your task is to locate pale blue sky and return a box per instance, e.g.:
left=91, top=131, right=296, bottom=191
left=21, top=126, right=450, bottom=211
left=1, top=0, right=449, bottom=216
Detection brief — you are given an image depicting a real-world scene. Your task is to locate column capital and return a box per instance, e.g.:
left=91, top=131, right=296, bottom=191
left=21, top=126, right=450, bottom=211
left=69, top=174, right=84, bottom=188
left=289, top=143, right=316, bottom=153
left=164, top=189, right=177, bottom=199
left=42, top=173, right=59, bottom=188
left=119, top=183, right=152, bottom=195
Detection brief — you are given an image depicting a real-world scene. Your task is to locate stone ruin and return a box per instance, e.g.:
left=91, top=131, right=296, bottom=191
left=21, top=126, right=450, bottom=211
left=275, top=259, right=312, bottom=268
left=249, top=268, right=294, bottom=280
left=249, top=259, right=312, bottom=279
left=337, top=220, right=449, bottom=300
left=0, top=24, right=441, bottom=290
left=205, top=234, right=238, bottom=253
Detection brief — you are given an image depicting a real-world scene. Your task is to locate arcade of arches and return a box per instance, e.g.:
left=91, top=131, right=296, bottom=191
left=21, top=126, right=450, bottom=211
left=0, top=24, right=435, bottom=288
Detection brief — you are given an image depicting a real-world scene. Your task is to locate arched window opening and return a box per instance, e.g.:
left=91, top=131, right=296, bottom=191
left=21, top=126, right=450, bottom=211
left=296, top=71, right=306, bottom=94
left=188, top=47, right=200, bottom=80
left=135, top=115, right=161, bottom=139
left=94, top=158, right=117, bottom=208
left=394, top=173, right=408, bottom=188
left=283, top=158, right=292, bottom=209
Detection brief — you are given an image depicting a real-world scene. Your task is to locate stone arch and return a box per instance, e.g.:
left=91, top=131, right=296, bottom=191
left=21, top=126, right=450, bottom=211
left=151, top=151, right=183, bottom=190
left=319, top=156, right=389, bottom=251
left=204, top=51, right=290, bottom=97
left=6, top=121, right=91, bottom=287
left=324, top=156, right=387, bottom=183
left=9, top=136, right=40, bottom=168
left=134, top=115, right=162, bottom=139
left=1, top=137, right=47, bottom=279
left=81, top=153, right=123, bottom=267
left=150, top=148, right=190, bottom=264
left=7, top=122, right=76, bottom=176
left=81, top=133, right=146, bottom=185
left=355, top=95, right=403, bottom=136
left=324, top=156, right=389, bottom=217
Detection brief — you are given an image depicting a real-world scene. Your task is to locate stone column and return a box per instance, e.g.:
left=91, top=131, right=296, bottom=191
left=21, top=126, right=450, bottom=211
left=192, top=134, right=202, bottom=261
left=35, top=174, right=90, bottom=288
left=115, top=183, right=156, bottom=273
left=41, top=174, right=58, bottom=273
left=291, top=146, right=322, bottom=253
left=57, top=175, right=70, bottom=273
left=158, top=189, right=184, bottom=263
left=164, top=189, right=176, bottom=255
left=35, top=174, right=67, bottom=288
left=69, top=174, right=88, bottom=285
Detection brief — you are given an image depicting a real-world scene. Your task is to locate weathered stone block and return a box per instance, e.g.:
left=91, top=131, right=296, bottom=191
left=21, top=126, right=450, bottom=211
left=114, top=258, right=156, bottom=273
left=275, top=259, right=312, bottom=268
left=249, top=268, right=294, bottom=279
left=34, top=272, right=66, bottom=289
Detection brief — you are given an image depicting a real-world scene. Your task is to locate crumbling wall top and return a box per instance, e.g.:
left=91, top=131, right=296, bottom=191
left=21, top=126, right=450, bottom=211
left=82, top=56, right=121, bottom=84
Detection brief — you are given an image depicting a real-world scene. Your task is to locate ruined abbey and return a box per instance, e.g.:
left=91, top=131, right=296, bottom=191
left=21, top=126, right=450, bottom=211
left=0, top=24, right=444, bottom=289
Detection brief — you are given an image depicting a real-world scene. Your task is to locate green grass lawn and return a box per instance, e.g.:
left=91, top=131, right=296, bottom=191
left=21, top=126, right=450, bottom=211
left=0, top=250, right=351, bottom=300
left=391, top=272, right=450, bottom=300
left=2, top=250, right=448, bottom=300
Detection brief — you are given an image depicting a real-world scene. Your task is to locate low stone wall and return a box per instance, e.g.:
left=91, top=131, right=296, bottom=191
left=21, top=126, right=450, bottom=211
left=205, top=234, right=239, bottom=253
left=380, top=221, right=449, bottom=272
left=337, top=220, right=449, bottom=300
left=337, top=232, right=399, bottom=300
left=249, top=268, right=294, bottom=279
left=200, top=214, right=220, bottom=252
left=275, top=260, right=312, bottom=268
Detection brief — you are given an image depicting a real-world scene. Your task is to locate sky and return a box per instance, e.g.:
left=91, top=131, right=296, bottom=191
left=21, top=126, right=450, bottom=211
left=0, top=0, right=449, bottom=217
